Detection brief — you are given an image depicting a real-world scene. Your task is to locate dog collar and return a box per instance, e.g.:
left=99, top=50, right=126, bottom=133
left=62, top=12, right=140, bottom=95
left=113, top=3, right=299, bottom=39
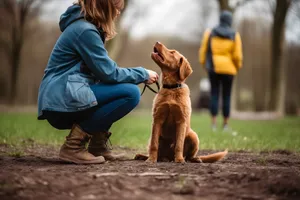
left=162, top=83, right=183, bottom=89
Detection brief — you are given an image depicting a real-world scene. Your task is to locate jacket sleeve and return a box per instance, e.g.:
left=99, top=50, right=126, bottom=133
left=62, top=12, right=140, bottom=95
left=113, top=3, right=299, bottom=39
left=199, top=29, right=210, bottom=67
left=75, top=29, right=149, bottom=84
left=233, top=32, right=243, bottom=70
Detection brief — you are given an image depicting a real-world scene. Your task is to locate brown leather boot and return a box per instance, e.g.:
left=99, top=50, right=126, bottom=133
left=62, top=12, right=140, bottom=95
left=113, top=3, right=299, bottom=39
left=88, top=132, right=128, bottom=161
left=59, top=125, right=105, bottom=164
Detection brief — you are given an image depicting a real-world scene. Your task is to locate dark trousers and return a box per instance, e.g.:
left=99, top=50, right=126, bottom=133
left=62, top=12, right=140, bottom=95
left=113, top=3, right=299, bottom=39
left=44, top=83, right=141, bottom=135
left=208, top=72, right=234, bottom=118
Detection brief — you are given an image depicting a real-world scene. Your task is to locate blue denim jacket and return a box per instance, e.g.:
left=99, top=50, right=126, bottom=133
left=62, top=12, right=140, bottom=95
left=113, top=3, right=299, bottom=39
left=37, top=5, right=149, bottom=119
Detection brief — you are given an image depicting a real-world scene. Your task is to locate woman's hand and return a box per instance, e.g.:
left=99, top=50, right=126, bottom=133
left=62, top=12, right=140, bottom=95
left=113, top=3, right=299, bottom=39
left=145, top=69, right=159, bottom=85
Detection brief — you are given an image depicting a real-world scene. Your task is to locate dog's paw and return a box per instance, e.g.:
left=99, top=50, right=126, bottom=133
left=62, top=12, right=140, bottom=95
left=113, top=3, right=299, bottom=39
left=145, top=157, right=157, bottom=163
left=189, top=157, right=202, bottom=163
left=175, top=157, right=185, bottom=164
left=134, top=154, right=148, bottom=161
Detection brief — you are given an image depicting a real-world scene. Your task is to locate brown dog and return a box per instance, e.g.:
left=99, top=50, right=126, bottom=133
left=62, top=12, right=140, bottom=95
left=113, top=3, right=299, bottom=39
left=135, top=42, right=228, bottom=163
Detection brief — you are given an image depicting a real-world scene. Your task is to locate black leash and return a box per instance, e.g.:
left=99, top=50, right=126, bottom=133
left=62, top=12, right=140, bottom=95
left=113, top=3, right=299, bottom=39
left=141, top=82, right=160, bottom=96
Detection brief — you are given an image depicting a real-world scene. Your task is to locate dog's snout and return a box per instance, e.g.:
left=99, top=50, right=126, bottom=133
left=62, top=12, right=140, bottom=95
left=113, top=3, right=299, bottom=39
left=156, top=41, right=161, bottom=45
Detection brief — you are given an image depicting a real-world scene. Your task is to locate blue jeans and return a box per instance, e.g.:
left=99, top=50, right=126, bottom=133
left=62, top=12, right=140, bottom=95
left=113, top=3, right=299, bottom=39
left=45, top=83, right=140, bottom=134
left=208, top=72, right=234, bottom=118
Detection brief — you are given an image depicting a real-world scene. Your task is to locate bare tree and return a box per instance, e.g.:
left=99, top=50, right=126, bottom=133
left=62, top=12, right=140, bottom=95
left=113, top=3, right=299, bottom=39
left=217, top=0, right=299, bottom=114
left=217, top=0, right=252, bottom=12
left=216, top=0, right=252, bottom=113
left=0, top=0, right=49, bottom=104
left=217, top=0, right=233, bottom=11
left=268, top=0, right=299, bottom=114
left=106, top=0, right=129, bottom=60
left=294, top=0, right=300, bottom=19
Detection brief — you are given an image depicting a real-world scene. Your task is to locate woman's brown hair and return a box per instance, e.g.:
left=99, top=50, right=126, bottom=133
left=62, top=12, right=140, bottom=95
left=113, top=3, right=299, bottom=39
left=77, top=0, right=124, bottom=40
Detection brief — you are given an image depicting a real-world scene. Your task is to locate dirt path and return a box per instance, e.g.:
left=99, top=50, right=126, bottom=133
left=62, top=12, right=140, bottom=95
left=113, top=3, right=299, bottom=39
left=1, top=144, right=300, bottom=200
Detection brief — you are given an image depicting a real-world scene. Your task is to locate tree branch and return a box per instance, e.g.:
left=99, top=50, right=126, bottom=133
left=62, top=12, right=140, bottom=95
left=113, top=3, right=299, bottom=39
left=267, top=0, right=276, bottom=16
left=290, top=0, right=300, bottom=19
left=235, top=0, right=253, bottom=9
left=217, top=0, right=253, bottom=12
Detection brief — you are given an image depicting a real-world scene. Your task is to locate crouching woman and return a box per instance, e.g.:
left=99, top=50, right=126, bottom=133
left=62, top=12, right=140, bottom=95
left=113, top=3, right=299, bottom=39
left=37, top=0, right=158, bottom=164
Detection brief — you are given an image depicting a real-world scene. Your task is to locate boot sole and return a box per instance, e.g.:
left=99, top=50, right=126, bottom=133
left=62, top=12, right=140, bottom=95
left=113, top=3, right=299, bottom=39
left=89, top=151, right=131, bottom=161
left=59, top=155, right=105, bottom=165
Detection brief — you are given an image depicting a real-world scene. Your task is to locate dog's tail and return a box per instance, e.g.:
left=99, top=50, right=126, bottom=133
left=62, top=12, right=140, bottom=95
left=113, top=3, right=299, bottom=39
left=134, top=150, right=228, bottom=163
left=134, top=154, right=149, bottom=161
left=199, top=149, right=228, bottom=163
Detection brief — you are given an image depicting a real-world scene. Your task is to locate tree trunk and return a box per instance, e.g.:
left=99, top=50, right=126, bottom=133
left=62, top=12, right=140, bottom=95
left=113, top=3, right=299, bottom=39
left=217, top=0, right=232, bottom=12
left=269, top=0, right=290, bottom=114
left=9, top=14, right=24, bottom=104
left=106, top=0, right=129, bottom=60
left=9, top=59, right=19, bottom=104
left=5, top=0, right=36, bottom=104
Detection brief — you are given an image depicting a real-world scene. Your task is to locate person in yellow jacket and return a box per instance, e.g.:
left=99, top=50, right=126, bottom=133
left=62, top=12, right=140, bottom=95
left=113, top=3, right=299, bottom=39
left=199, top=10, right=243, bottom=131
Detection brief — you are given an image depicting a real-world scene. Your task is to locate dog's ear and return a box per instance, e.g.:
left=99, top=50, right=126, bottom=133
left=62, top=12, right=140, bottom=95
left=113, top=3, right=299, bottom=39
left=179, top=57, right=193, bottom=81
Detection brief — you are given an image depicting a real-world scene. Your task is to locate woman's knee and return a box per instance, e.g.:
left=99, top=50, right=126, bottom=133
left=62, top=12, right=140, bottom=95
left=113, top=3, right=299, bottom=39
left=122, top=83, right=141, bottom=105
left=47, top=118, right=72, bottom=130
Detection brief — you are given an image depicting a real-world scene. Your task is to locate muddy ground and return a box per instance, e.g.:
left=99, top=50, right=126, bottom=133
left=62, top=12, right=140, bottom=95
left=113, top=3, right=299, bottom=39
left=0, top=144, right=300, bottom=200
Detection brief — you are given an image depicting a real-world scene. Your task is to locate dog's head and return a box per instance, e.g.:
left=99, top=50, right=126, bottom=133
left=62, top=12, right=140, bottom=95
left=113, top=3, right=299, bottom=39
left=151, top=42, right=193, bottom=84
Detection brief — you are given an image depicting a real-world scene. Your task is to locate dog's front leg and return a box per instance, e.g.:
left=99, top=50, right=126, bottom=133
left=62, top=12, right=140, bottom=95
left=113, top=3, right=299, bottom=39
left=147, top=123, right=162, bottom=163
left=175, top=123, right=186, bottom=163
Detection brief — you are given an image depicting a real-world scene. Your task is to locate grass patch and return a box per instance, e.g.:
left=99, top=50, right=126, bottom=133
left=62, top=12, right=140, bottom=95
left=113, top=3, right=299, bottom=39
left=0, top=110, right=300, bottom=152
left=8, top=151, right=24, bottom=158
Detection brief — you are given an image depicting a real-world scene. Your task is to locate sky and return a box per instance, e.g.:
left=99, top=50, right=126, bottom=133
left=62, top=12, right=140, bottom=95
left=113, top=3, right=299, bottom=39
left=121, top=0, right=219, bottom=42
left=43, top=0, right=300, bottom=44
left=42, top=0, right=74, bottom=22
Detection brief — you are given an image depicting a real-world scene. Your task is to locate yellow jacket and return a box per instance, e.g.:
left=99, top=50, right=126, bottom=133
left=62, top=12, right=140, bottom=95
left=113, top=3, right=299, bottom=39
left=199, top=29, right=243, bottom=75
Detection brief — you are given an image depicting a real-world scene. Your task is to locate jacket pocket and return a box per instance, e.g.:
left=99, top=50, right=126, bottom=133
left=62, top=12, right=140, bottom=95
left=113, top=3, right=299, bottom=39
left=65, top=74, right=97, bottom=109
